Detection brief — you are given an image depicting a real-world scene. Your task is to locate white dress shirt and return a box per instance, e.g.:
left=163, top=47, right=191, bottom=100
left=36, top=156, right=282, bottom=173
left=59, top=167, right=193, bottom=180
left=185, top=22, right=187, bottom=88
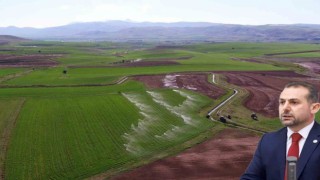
left=286, top=120, right=314, bottom=156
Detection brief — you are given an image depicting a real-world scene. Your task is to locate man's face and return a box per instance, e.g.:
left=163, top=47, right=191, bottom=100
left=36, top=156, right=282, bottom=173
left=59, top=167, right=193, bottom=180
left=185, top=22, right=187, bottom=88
left=279, top=86, right=315, bottom=131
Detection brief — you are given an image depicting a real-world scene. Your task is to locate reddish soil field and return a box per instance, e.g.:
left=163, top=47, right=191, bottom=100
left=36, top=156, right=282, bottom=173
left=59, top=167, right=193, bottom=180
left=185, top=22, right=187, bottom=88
left=0, top=54, right=60, bottom=67
left=133, top=73, right=226, bottom=99
left=218, top=71, right=320, bottom=117
left=111, top=128, right=260, bottom=180
left=296, top=61, right=320, bottom=74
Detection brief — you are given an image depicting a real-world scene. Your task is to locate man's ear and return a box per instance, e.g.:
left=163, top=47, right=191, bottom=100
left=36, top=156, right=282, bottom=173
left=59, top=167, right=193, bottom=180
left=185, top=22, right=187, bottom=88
left=311, top=103, right=320, bottom=114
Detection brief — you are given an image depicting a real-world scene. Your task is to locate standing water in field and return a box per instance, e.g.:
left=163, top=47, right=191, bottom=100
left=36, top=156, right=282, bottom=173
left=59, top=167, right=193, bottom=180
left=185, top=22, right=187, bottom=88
left=122, top=92, right=159, bottom=155
left=122, top=89, right=211, bottom=156
left=162, top=74, right=180, bottom=88
left=147, top=90, right=199, bottom=126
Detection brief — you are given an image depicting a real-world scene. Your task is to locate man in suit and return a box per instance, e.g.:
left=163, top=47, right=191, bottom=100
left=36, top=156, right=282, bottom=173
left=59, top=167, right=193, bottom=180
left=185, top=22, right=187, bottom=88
left=241, top=82, right=320, bottom=180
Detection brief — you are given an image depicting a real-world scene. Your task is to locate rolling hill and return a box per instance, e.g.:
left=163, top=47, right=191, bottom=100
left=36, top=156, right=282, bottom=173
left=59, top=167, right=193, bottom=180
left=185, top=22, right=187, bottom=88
left=0, top=35, right=29, bottom=45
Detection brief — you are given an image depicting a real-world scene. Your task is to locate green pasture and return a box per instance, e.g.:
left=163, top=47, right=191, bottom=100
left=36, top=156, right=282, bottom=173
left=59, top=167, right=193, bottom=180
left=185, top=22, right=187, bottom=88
left=6, top=94, right=139, bottom=179
left=0, top=68, right=26, bottom=78
left=7, top=42, right=317, bottom=86
left=0, top=81, right=144, bottom=98
left=275, top=51, right=320, bottom=58
left=124, top=48, right=191, bottom=59
left=2, top=67, right=121, bottom=86
left=3, top=61, right=283, bottom=86
left=4, top=83, right=216, bottom=179
left=186, top=42, right=320, bottom=58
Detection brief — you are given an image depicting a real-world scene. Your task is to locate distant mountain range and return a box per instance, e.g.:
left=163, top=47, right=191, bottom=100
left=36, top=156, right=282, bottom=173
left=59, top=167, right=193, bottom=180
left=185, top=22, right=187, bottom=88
left=1, top=20, right=320, bottom=42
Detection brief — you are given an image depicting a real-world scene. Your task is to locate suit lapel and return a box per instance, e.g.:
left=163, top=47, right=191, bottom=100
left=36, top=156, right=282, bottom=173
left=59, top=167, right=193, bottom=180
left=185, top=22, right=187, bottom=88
left=279, top=128, right=288, bottom=180
left=297, top=122, right=320, bottom=178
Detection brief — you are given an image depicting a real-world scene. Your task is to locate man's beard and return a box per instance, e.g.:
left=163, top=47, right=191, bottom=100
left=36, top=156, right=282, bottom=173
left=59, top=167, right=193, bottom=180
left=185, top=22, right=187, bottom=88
left=280, top=113, right=298, bottom=127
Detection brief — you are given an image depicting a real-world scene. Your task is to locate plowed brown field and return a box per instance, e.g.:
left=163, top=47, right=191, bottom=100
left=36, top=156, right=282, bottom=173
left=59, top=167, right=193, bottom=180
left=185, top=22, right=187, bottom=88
left=133, top=73, right=226, bottom=99
left=112, top=128, right=260, bottom=180
left=0, top=54, right=60, bottom=67
left=219, top=71, right=320, bottom=117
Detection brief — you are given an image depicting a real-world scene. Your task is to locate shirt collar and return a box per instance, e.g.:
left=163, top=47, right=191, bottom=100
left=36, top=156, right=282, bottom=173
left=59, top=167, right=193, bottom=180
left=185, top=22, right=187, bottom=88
left=287, top=120, right=314, bottom=140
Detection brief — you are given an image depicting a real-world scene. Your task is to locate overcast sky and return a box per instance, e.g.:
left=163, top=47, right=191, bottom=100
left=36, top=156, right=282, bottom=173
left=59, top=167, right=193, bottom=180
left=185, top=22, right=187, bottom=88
left=0, top=0, right=319, bottom=28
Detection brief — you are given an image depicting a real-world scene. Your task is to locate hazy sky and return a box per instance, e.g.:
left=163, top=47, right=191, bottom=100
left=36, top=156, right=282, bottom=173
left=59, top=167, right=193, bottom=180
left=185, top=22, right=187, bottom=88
left=1, top=0, right=319, bottom=28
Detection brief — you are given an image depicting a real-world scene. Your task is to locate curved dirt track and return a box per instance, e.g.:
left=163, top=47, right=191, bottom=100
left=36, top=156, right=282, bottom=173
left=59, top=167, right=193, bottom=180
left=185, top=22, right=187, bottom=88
left=111, top=128, right=260, bottom=180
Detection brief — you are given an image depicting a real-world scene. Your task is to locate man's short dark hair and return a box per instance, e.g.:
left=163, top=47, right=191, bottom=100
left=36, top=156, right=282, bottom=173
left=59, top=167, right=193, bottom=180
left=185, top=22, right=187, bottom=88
left=284, top=81, right=319, bottom=103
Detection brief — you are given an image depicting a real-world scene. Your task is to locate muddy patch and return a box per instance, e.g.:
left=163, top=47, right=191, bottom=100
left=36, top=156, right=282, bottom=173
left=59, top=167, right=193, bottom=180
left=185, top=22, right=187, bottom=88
left=133, top=73, right=225, bottom=99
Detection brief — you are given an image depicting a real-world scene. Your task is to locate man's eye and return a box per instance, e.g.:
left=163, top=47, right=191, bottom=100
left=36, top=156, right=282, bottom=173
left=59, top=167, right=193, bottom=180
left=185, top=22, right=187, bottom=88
left=279, top=101, right=285, bottom=105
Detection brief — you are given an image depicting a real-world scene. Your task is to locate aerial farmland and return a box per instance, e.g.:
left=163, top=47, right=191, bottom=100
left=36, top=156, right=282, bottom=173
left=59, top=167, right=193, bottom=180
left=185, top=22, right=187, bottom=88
left=0, top=39, right=320, bottom=179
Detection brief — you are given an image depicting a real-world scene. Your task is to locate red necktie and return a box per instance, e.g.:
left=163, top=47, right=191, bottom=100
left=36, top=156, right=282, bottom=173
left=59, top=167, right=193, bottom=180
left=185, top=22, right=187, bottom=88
left=288, top=133, right=302, bottom=158
left=285, top=133, right=302, bottom=180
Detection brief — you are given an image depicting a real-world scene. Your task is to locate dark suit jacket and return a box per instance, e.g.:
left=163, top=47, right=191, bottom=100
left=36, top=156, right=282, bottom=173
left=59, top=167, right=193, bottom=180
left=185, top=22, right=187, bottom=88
left=241, top=121, right=320, bottom=180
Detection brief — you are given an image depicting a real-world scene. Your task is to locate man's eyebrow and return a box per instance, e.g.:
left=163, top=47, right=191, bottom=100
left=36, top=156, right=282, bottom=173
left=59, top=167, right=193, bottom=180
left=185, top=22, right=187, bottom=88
left=279, top=98, right=300, bottom=101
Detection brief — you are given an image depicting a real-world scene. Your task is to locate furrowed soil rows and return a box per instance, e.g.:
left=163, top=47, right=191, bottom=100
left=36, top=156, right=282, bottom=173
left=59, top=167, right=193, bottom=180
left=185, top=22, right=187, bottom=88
left=219, top=71, right=320, bottom=117
left=0, top=54, right=60, bottom=67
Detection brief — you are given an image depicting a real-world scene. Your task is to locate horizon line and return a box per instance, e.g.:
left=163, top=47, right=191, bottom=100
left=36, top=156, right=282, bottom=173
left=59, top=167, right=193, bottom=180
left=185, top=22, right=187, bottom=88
left=1, top=20, right=320, bottom=29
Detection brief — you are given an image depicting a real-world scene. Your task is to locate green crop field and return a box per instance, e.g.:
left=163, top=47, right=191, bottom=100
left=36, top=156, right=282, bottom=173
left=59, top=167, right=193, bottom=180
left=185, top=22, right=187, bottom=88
left=2, top=43, right=288, bottom=86
left=0, top=68, right=26, bottom=78
left=1, top=41, right=320, bottom=179
left=3, top=83, right=216, bottom=179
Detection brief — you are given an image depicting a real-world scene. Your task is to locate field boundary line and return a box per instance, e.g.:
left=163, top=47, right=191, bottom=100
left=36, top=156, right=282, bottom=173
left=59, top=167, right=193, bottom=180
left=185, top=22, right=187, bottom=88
left=0, top=76, right=129, bottom=88
left=0, top=69, right=33, bottom=84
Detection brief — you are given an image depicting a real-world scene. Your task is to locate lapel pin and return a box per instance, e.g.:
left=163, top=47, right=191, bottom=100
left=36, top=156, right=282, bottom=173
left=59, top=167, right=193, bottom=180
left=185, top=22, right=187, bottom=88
left=313, top=140, right=318, bottom=144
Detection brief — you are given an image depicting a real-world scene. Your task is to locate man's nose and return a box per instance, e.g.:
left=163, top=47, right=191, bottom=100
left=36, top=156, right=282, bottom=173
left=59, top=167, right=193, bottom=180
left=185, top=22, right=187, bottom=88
left=283, top=102, right=291, bottom=112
